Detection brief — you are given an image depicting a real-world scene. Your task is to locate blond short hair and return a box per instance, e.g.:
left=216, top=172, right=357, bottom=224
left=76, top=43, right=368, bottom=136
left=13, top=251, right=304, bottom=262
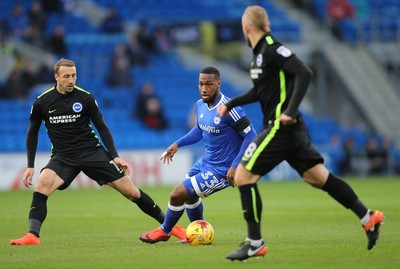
left=244, top=5, right=269, bottom=32
left=54, top=58, right=75, bottom=74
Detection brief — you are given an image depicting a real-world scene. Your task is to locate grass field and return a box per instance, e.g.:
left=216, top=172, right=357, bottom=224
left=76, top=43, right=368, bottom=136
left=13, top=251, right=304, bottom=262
left=1, top=177, right=399, bottom=269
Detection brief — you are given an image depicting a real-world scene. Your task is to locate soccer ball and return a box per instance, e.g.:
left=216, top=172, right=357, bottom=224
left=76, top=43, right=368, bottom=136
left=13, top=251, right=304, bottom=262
left=186, top=220, right=215, bottom=245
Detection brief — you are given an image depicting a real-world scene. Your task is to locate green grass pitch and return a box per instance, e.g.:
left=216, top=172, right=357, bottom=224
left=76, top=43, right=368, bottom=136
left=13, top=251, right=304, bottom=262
left=1, top=177, right=399, bottom=269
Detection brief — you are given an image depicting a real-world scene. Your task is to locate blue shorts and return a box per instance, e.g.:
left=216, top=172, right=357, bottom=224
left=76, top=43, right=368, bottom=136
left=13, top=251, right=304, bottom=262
left=182, top=160, right=229, bottom=198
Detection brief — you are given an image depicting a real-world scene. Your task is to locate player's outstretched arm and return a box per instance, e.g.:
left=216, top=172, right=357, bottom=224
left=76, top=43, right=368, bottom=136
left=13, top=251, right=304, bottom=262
left=160, top=143, right=179, bottom=165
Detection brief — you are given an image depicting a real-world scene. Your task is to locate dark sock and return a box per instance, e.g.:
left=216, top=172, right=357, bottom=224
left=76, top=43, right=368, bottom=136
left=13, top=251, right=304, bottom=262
left=133, top=189, right=165, bottom=224
left=28, top=192, right=48, bottom=237
left=350, top=199, right=369, bottom=219
left=239, top=184, right=262, bottom=240
left=322, top=173, right=368, bottom=218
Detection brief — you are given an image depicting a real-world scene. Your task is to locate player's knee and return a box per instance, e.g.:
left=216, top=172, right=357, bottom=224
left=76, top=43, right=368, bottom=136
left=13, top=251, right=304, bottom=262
left=170, top=184, right=188, bottom=205
left=35, top=180, right=50, bottom=193
left=303, top=177, right=325, bottom=188
left=235, top=165, right=260, bottom=186
left=127, top=186, right=141, bottom=200
left=34, top=177, right=60, bottom=195
left=303, top=164, right=329, bottom=188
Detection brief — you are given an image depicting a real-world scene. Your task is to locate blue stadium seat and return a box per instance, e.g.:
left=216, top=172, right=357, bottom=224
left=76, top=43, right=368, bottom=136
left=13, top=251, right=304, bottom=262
left=0, top=0, right=373, bottom=157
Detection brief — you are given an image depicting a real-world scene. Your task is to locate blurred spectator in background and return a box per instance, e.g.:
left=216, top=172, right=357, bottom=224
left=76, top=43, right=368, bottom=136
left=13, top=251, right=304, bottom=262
left=7, top=4, right=29, bottom=40
left=134, top=82, right=168, bottom=130
left=105, top=44, right=133, bottom=88
left=105, top=57, right=133, bottom=88
left=326, top=0, right=354, bottom=40
left=24, top=25, right=46, bottom=49
left=40, top=0, right=63, bottom=13
left=28, top=1, right=48, bottom=33
left=338, top=135, right=357, bottom=175
left=100, top=8, right=124, bottom=34
left=3, top=68, right=29, bottom=100
left=364, top=136, right=389, bottom=175
left=141, top=96, right=168, bottom=130
left=47, top=25, right=67, bottom=57
left=36, top=59, right=55, bottom=84
left=134, top=82, right=156, bottom=118
left=136, top=21, right=158, bottom=54
left=21, top=59, right=39, bottom=90
left=127, top=34, right=148, bottom=66
left=109, top=43, right=131, bottom=68
left=154, top=27, right=173, bottom=57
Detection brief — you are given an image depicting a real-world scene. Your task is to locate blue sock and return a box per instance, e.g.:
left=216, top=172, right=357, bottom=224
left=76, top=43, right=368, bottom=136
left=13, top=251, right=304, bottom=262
left=185, top=198, right=204, bottom=222
left=161, top=203, right=185, bottom=234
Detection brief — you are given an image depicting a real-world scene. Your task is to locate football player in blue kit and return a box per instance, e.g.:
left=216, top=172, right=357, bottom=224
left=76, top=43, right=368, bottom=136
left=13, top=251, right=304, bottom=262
left=139, top=66, right=257, bottom=243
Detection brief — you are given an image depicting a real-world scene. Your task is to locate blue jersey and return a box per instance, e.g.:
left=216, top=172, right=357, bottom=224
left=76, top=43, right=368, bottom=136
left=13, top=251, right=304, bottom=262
left=177, top=92, right=256, bottom=198
left=195, top=93, right=255, bottom=174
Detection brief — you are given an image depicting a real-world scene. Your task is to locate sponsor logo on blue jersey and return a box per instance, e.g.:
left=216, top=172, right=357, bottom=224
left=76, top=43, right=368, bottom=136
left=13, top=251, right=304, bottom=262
left=199, top=123, right=220, bottom=134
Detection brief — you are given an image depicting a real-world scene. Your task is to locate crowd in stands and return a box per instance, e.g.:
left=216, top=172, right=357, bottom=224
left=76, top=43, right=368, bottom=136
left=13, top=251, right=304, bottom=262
left=294, top=0, right=399, bottom=43
left=0, top=1, right=67, bottom=99
left=0, top=0, right=399, bottom=175
left=335, top=134, right=395, bottom=176
left=0, top=1, right=171, bottom=108
left=1, top=1, right=173, bottom=130
left=5, top=2, right=67, bottom=56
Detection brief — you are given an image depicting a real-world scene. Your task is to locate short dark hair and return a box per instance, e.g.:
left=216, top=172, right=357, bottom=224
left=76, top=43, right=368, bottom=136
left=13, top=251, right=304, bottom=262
left=200, top=66, right=220, bottom=80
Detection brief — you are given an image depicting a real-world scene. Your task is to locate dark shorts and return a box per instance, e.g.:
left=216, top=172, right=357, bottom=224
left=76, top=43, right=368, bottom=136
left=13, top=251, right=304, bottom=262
left=42, top=146, right=125, bottom=190
left=241, top=117, right=324, bottom=177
